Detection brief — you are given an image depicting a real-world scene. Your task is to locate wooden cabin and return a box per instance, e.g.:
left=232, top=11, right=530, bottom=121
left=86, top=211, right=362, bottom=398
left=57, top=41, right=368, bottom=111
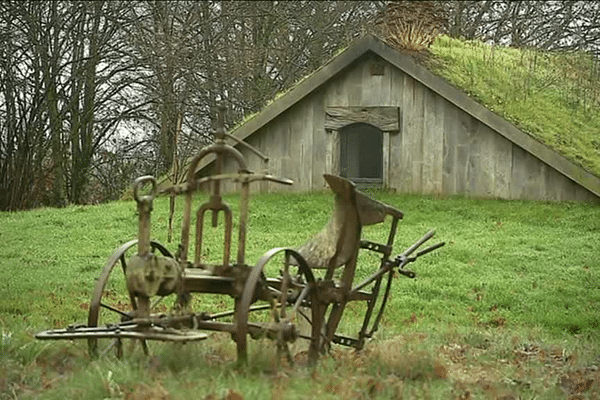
left=197, top=34, right=600, bottom=203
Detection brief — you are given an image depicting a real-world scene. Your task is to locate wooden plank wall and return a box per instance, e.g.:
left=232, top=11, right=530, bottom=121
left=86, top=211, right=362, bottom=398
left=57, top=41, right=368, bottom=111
left=218, top=53, right=598, bottom=203
left=227, top=88, right=327, bottom=192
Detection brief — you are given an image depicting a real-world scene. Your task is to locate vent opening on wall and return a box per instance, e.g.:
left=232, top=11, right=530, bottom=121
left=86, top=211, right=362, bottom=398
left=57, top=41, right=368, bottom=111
left=339, top=122, right=383, bottom=189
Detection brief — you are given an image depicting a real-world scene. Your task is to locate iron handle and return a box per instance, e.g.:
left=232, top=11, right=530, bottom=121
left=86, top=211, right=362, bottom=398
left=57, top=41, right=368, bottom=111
left=398, top=269, right=416, bottom=279
left=133, top=176, right=157, bottom=204
left=133, top=176, right=157, bottom=256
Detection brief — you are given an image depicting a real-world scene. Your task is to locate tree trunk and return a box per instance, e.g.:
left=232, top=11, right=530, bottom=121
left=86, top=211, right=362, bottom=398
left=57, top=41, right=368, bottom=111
left=70, top=1, right=101, bottom=203
left=40, top=1, right=66, bottom=207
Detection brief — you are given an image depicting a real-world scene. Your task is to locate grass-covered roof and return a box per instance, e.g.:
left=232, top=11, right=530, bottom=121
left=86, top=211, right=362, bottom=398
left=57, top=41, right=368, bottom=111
left=428, top=35, right=600, bottom=179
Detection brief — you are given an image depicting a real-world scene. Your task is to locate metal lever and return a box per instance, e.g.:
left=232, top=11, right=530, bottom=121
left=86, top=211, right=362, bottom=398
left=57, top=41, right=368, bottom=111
left=416, top=241, right=446, bottom=258
left=392, top=230, right=446, bottom=278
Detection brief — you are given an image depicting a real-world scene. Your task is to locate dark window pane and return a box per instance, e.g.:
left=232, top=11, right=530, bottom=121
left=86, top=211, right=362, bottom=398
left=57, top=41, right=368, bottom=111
left=339, top=123, right=382, bottom=185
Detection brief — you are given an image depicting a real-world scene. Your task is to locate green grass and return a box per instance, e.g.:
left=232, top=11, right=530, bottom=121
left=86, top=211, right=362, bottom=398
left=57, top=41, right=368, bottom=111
left=1, top=192, right=600, bottom=398
left=429, top=35, right=600, bottom=178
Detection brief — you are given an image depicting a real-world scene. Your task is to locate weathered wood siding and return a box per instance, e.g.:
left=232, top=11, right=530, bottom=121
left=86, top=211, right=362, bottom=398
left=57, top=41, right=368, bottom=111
left=221, top=53, right=598, bottom=202
left=220, top=88, right=324, bottom=193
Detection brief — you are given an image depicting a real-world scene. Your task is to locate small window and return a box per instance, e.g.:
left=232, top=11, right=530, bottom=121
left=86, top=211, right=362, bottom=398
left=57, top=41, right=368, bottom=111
left=339, top=123, right=383, bottom=188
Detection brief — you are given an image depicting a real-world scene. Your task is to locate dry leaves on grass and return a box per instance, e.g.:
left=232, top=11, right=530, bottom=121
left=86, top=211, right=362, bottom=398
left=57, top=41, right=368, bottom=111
left=362, top=336, right=448, bottom=381
left=203, top=389, right=244, bottom=400
left=558, top=370, right=597, bottom=397
left=124, top=382, right=171, bottom=400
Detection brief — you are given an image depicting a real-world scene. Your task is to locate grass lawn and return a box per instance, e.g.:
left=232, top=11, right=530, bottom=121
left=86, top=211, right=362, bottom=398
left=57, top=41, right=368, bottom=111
left=1, top=190, right=600, bottom=399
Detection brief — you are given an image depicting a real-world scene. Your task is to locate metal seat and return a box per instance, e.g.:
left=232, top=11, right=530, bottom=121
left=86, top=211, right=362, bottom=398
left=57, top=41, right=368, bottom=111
left=296, top=174, right=403, bottom=270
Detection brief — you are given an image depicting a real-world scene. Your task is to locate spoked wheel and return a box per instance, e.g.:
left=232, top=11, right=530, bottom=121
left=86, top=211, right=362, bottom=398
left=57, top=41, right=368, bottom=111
left=235, top=248, right=324, bottom=367
left=88, top=239, right=176, bottom=358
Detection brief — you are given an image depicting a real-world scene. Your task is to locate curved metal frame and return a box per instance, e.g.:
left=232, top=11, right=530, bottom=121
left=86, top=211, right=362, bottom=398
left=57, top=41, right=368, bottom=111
left=235, top=248, right=322, bottom=366
left=87, top=239, right=174, bottom=358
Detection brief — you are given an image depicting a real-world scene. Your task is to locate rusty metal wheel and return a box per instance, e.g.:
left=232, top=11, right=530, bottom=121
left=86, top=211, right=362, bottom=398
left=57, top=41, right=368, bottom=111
left=235, top=248, right=323, bottom=367
left=87, top=239, right=175, bottom=358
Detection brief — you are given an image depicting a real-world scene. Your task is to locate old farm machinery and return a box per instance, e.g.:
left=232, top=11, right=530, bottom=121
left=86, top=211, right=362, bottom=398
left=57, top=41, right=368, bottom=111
left=37, top=109, right=444, bottom=366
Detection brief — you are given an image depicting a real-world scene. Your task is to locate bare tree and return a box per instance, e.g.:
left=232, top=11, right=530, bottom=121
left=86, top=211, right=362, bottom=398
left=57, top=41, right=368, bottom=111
left=445, top=1, right=600, bottom=55
left=124, top=1, right=378, bottom=180
left=0, top=1, right=146, bottom=209
left=215, top=1, right=376, bottom=119
left=67, top=1, right=127, bottom=203
left=2, top=0, right=381, bottom=209
left=0, top=1, right=64, bottom=209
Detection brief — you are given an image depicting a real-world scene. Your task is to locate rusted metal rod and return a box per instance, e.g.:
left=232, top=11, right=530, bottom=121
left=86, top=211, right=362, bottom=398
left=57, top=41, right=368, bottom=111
left=132, top=176, right=157, bottom=256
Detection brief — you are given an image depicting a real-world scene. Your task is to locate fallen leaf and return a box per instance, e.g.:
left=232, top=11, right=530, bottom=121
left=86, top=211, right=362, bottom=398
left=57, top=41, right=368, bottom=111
left=225, top=389, right=244, bottom=400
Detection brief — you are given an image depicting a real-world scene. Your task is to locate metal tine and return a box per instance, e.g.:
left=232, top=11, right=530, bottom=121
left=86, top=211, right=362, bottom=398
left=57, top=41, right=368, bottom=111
left=99, top=339, right=118, bottom=358
left=150, top=296, right=165, bottom=310
left=100, top=302, right=131, bottom=319
left=205, top=304, right=272, bottom=321
left=292, top=285, right=311, bottom=313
